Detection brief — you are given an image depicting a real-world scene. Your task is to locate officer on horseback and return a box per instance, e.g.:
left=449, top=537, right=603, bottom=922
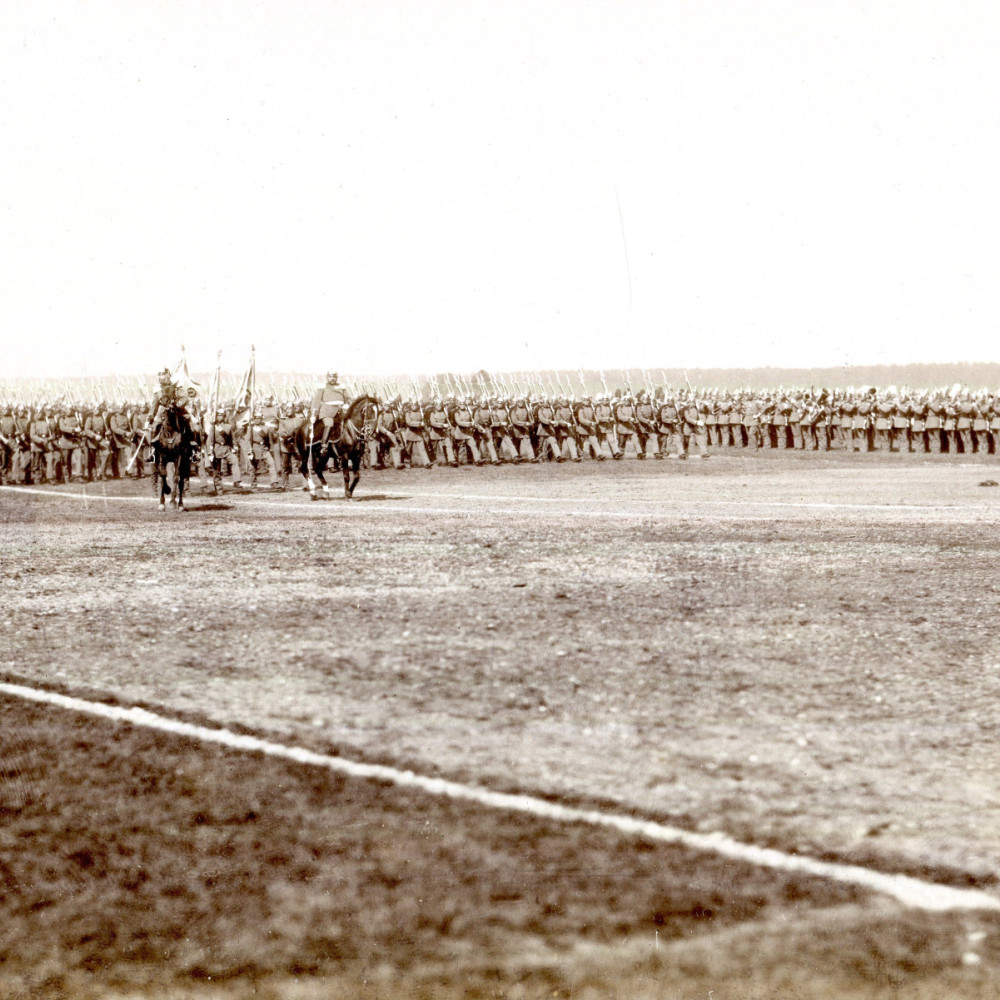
left=148, top=368, right=180, bottom=439
left=144, top=366, right=196, bottom=459
left=310, top=370, right=349, bottom=448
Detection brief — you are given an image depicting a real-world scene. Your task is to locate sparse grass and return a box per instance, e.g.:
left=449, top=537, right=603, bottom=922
left=1, top=456, right=1000, bottom=996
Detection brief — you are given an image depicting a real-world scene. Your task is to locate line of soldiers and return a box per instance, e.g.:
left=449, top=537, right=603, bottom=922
left=348, top=385, right=1000, bottom=468
left=4, top=383, right=1000, bottom=486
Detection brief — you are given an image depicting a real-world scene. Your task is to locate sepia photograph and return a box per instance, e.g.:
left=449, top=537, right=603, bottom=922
left=2, top=1, right=1000, bottom=997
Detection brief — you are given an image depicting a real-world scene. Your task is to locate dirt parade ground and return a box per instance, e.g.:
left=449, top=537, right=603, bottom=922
left=2, top=451, right=1000, bottom=999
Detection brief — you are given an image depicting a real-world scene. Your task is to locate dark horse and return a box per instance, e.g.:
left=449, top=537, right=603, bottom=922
left=151, top=401, right=196, bottom=510
left=300, top=395, right=380, bottom=499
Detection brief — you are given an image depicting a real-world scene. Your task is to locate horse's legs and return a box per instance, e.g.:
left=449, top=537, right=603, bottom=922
left=313, top=449, right=331, bottom=496
left=175, top=460, right=186, bottom=509
left=347, top=452, right=361, bottom=497
left=299, top=452, right=316, bottom=496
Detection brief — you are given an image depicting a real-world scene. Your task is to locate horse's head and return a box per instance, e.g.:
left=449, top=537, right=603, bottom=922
left=346, top=395, right=380, bottom=436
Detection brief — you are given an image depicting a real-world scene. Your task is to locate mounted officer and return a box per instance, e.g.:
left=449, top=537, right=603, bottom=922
left=147, top=368, right=185, bottom=441
left=310, top=370, right=349, bottom=449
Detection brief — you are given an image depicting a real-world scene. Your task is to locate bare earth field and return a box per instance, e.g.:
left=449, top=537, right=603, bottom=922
left=2, top=451, right=1000, bottom=998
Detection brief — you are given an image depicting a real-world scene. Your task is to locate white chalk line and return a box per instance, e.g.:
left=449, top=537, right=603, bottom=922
left=0, top=680, right=996, bottom=914
left=3, top=484, right=998, bottom=521
left=383, top=488, right=998, bottom=515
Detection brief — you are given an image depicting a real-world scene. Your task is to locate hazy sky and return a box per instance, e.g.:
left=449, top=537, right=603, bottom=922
left=3, top=1, right=999, bottom=378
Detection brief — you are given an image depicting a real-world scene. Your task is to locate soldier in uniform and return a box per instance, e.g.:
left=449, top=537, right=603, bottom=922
left=656, top=393, right=681, bottom=457
left=679, top=392, right=707, bottom=459
left=854, top=390, right=874, bottom=452
left=450, top=397, right=482, bottom=465
left=373, top=400, right=405, bottom=470
left=773, top=395, right=792, bottom=449
left=427, top=397, right=458, bottom=467
left=971, top=394, right=990, bottom=454
left=472, top=398, right=502, bottom=465
left=0, top=404, right=13, bottom=484
left=554, top=396, right=582, bottom=462
left=574, top=396, right=604, bottom=460
left=988, top=394, right=1000, bottom=456
left=508, top=396, right=536, bottom=462
left=740, top=392, right=762, bottom=450
left=7, top=406, right=31, bottom=483
left=259, top=395, right=282, bottom=479
left=147, top=369, right=182, bottom=438
left=247, top=408, right=277, bottom=487
left=890, top=395, right=913, bottom=453
left=925, top=394, right=945, bottom=454
left=276, top=403, right=304, bottom=488
left=703, top=394, right=719, bottom=448
left=909, top=394, right=928, bottom=453
left=490, top=398, right=519, bottom=463
left=715, top=392, right=734, bottom=448
left=956, top=394, right=975, bottom=454
left=84, top=405, right=111, bottom=480
left=205, top=407, right=243, bottom=493
left=29, top=406, right=56, bottom=483
left=398, top=399, right=431, bottom=468
left=533, top=396, right=562, bottom=462
left=941, top=395, right=959, bottom=453
left=56, top=406, right=85, bottom=482
left=108, top=404, right=133, bottom=478
left=872, top=393, right=893, bottom=451
left=593, top=395, right=621, bottom=459
left=310, top=371, right=349, bottom=449
left=614, top=394, right=642, bottom=458
left=836, top=394, right=855, bottom=451
left=130, top=403, right=150, bottom=478
left=634, top=391, right=658, bottom=458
